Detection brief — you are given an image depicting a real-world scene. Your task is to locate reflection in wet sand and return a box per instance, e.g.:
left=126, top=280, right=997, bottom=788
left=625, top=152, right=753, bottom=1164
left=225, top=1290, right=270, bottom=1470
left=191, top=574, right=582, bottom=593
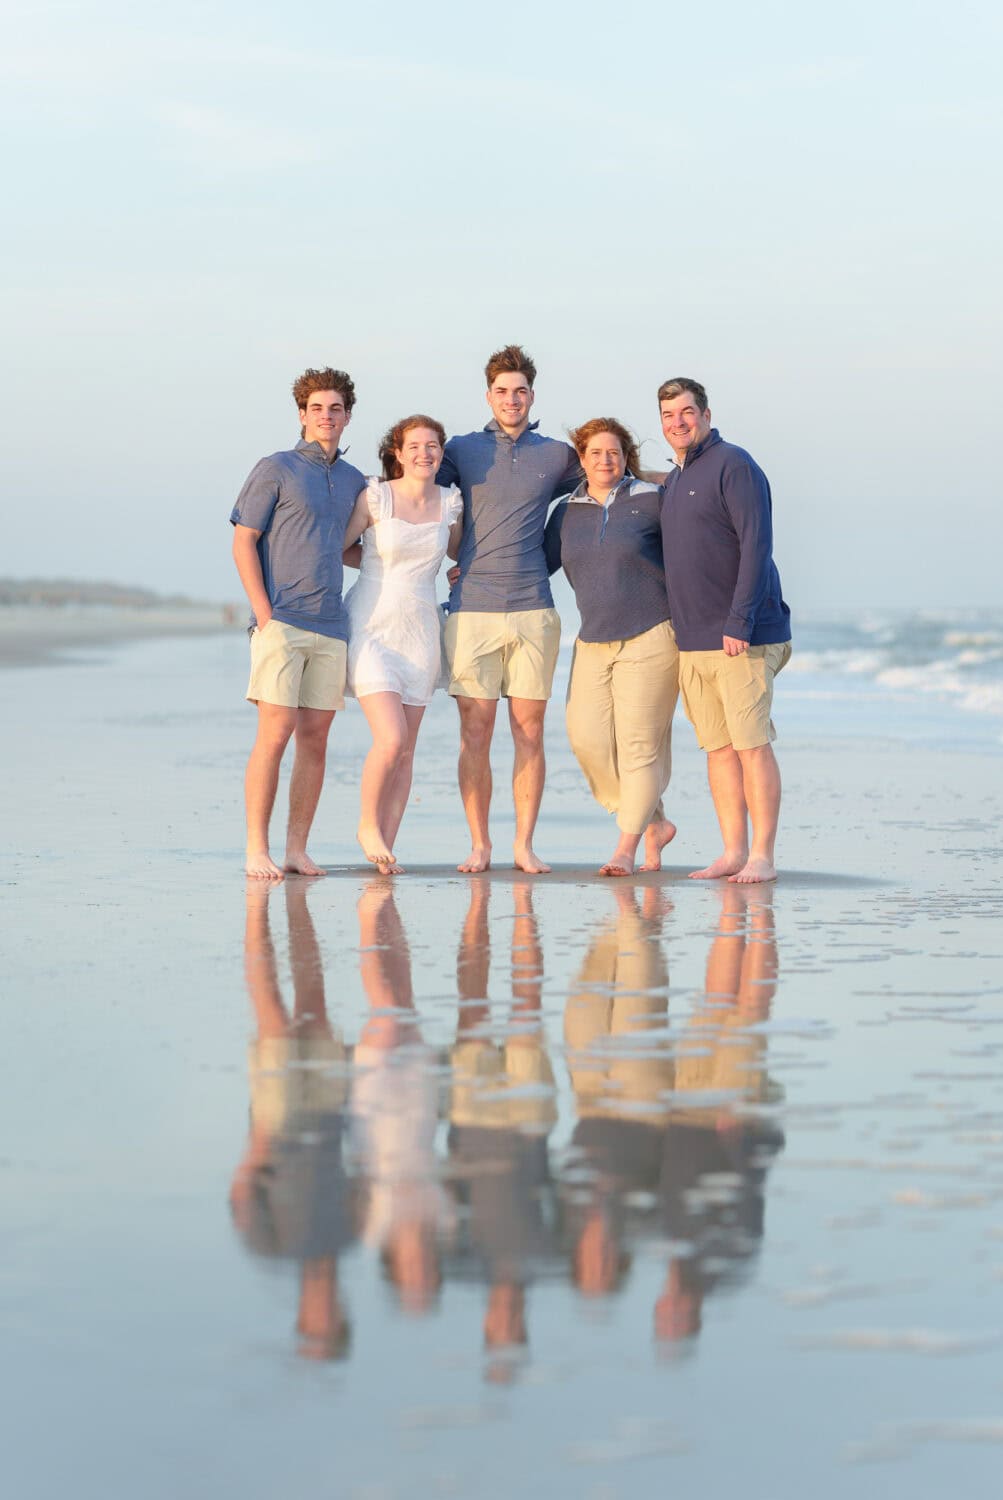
left=229, top=877, right=784, bottom=1367
left=562, top=883, right=785, bottom=1345
left=446, top=880, right=559, bottom=1370
left=351, top=880, right=453, bottom=1315
left=230, top=882, right=354, bottom=1360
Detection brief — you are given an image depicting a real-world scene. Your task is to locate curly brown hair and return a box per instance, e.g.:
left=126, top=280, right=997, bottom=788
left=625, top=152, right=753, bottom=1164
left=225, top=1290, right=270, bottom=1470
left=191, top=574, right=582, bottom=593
left=484, top=344, right=536, bottom=389
left=569, top=417, right=644, bottom=482
left=291, top=367, right=356, bottom=414
left=378, top=414, right=448, bottom=480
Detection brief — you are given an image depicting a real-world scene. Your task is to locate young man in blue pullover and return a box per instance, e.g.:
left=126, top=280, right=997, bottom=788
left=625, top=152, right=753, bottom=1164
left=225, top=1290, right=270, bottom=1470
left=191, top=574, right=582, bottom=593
left=438, top=345, right=580, bottom=874
left=659, top=379, right=791, bottom=883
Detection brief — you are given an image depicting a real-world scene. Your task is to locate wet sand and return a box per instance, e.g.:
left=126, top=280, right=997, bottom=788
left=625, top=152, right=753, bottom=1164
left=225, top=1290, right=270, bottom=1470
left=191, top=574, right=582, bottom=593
left=4, top=629, right=1003, bottom=1499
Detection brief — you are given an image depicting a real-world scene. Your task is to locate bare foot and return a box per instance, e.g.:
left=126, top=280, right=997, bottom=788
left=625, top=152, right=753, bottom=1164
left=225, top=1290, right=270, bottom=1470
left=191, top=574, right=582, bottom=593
left=284, top=850, right=327, bottom=877
left=639, top=818, right=677, bottom=872
left=376, top=856, right=404, bottom=875
left=245, top=850, right=284, bottom=879
left=458, top=845, right=492, bottom=874
left=358, top=824, right=395, bottom=867
left=728, top=855, right=777, bottom=884
left=514, top=845, right=551, bottom=875
left=688, top=853, right=747, bottom=880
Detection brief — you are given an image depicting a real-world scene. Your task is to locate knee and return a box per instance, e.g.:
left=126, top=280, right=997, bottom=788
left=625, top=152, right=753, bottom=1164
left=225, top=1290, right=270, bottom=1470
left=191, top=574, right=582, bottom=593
left=510, top=713, right=545, bottom=753
left=374, top=729, right=408, bottom=764
left=459, top=715, right=494, bottom=757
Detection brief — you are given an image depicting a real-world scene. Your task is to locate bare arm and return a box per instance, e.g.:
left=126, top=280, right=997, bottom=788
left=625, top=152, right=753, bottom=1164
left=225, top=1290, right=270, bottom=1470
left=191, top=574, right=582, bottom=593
left=446, top=517, right=463, bottom=561
left=231, top=524, right=272, bottom=627
left=341, top=487, right=373, bottom=570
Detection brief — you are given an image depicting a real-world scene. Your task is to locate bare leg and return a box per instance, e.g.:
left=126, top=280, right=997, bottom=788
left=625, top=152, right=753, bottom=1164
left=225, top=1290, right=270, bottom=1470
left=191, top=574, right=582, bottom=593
left=381, top=704, right=426, bottom=854
left=508, top=697, right=550, bottom=874
left=357, top=692, right=409, bottom=871
left=285, top=707, right=336, bottom=875
left=729, top=743, right=781, bottom=883
left=456, top=696, right=497, bottom=872
left=245, top=701, right=298, bottom=878
left=689, top=744, right=749, bottom=880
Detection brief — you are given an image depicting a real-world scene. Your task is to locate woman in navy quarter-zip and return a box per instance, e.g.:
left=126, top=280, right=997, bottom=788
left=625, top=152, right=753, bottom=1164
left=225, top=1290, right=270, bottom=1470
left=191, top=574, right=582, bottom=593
left=544, top=419, right=680, bottom=876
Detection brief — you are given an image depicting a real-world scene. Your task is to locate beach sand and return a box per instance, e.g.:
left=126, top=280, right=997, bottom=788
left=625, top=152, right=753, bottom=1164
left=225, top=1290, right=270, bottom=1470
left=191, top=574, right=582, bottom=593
left=4, top=622, right=1002, bottom=1499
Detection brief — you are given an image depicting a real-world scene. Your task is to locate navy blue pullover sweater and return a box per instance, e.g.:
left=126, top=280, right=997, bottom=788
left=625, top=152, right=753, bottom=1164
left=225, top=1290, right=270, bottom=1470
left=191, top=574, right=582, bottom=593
left=544, top=476, right=671, bottom=643
left=659, top=430, right=790, bottom=650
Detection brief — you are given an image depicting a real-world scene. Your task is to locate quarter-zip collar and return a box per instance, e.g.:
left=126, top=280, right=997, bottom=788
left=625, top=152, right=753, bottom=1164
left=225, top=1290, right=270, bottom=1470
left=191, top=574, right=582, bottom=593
left=295, top=438, right=347, bottom=468
left=566, top=473, right=633, bottom=508
left=677, top=427, right=722, bottom=470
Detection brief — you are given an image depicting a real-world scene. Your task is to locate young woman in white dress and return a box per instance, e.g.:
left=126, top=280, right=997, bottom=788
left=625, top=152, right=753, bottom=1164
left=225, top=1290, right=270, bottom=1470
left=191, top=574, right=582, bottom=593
left=342, top=416, right=463, bottom=873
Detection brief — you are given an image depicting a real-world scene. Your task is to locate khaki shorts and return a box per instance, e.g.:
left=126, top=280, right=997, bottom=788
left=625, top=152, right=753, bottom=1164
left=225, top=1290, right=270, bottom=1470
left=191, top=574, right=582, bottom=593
left=444, top=607, right=561, bottom=701
left=679, top=641, right=792, bottom=751
left=246, top=619, right=347, bottom=710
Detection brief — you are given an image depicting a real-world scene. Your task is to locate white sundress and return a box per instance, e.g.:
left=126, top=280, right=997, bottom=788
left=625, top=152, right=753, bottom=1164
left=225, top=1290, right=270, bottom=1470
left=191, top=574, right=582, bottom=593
left=345, top=477, right=463, bottom=706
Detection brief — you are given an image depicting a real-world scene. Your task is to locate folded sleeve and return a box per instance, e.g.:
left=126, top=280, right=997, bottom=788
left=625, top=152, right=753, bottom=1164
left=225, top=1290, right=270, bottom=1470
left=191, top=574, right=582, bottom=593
left=230, top=458, right=280, bottom=531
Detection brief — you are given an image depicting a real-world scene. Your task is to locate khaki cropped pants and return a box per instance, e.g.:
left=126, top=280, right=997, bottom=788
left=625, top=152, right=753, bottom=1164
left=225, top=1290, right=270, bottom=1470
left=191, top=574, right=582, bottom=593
left=565, top=619, right=679, bottom=836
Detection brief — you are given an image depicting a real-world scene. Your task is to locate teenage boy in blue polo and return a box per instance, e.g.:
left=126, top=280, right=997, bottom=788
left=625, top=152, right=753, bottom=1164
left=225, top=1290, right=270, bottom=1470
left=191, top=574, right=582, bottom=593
left=659, top=379, right=792, bottom=884
left=231, top=368, right=366, bottom=879
left=439, top=344, right=580, bottom=874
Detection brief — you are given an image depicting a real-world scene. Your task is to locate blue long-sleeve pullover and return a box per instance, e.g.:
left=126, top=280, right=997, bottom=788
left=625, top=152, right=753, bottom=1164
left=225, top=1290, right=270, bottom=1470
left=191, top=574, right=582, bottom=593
left=659, top=430, right=790, bottom=650
left=544, top=477, right=670, bottom=643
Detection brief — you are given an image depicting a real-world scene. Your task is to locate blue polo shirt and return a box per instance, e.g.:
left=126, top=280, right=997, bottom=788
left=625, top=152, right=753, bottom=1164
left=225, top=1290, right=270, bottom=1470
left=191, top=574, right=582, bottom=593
left=437, top=420, right=581, bottom=612
left=230, top=439, right=365, bottom=640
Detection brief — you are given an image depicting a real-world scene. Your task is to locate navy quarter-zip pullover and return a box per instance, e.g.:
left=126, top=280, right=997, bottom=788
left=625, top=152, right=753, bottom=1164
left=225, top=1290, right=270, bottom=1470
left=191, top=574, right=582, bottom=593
left=659, top=430, right=790, bottom=651
left=438, top=420, right=580, bottom=612
left=230, top=439, right=366, bottom=639
left=545, top=476, right=671, bottom=643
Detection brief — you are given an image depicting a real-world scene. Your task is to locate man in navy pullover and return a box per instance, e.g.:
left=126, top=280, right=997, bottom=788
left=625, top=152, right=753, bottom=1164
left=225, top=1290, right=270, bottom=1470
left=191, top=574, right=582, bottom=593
left=659, top=379, right=791, bottom=883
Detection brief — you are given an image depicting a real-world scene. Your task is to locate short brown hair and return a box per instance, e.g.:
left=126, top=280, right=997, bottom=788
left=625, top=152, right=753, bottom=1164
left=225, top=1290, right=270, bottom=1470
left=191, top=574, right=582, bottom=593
left=292, top=367, right=357, bottom=415
left=657, top=378, right=709, bottom=412
left=378, top=414, right=447, bottom=480
left=485, top=344, right=536, bottom=389
left=570, top=417, right=644, bottom=481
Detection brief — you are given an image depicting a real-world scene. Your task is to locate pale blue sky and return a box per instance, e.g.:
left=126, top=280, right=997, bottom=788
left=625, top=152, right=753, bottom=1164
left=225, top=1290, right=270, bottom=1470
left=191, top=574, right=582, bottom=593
left=2, top=0, right=1000, bottom=605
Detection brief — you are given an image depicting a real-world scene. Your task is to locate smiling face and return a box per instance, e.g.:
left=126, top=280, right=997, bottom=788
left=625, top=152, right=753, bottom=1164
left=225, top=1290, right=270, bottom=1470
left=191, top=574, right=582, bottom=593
left=581, top=429, right=627, bottom=496
left=659, top=389, right=712, bottom=464
left=394, top=425, right=444, bottom=483
left=486, top=371, right=534, bottom=436
left=299, top=389, right=350, bottom=450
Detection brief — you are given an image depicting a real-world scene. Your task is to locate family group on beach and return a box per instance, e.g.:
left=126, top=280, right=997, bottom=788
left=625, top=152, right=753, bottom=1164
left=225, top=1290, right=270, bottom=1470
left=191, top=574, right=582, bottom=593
left=230, top=345, right=791, bottom=884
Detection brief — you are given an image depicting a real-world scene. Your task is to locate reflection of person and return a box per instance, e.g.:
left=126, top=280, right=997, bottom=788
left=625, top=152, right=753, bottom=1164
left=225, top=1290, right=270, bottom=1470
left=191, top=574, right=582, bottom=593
left=341, top=417, right=463, bottom=874
left=562, top=885, right=674, bottom=1298
left=658, top=379, right=792, bottom=884
left=229, top=881, right=355, bottom=1360
left=545, top=418, right=679, bottom=876
left=446, top=880, right=559, bottom=1366
left=654, top=884, right=785, bottom=1344
left=349, top=882, right=454, bottom=1314
left=231, top=367, right=366, bottom=880
left=438, top=344, right=581, bottom=875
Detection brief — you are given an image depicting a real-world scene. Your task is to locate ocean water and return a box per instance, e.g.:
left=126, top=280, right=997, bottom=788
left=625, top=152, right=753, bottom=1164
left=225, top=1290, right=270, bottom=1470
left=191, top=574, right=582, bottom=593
left=3, top=611, right=1002, bottom=1499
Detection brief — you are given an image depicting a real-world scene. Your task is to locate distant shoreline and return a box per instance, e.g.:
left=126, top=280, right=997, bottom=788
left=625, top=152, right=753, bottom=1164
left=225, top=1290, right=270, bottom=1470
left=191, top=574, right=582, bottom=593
left=0, top=599, right=239, bottom=668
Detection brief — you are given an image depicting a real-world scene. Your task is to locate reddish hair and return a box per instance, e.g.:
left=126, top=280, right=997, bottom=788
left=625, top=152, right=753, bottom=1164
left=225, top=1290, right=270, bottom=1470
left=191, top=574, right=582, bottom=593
left=570, top=417, right=644, bottom=481
left=378, top=414, right=447, bottom=480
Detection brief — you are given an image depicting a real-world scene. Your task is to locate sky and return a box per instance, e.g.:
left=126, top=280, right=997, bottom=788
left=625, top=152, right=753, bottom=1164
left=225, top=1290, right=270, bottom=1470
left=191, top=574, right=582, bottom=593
left=2, top=0, right=1001, bottom=608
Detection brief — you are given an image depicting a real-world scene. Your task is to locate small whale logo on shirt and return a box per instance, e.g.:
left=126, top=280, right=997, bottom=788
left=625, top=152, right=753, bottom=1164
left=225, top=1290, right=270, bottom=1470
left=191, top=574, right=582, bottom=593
left=689, top=489, right=696, bottom=496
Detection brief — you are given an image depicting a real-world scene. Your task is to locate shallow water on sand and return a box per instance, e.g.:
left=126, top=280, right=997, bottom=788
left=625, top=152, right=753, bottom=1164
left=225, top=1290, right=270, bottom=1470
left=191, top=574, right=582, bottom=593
left=4, top=631, right=1003, bottom=1499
